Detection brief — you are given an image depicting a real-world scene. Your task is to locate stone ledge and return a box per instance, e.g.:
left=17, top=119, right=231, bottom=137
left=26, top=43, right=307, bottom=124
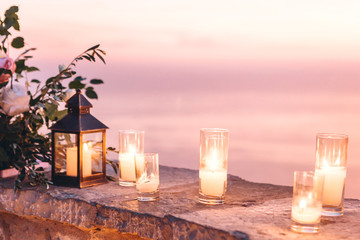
left=0, top=166, right=359, bottom=240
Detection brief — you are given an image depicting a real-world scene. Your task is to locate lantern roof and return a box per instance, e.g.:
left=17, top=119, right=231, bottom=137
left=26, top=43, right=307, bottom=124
left=50, top=89, right=108, bottom=132
left=66, top=89, right=93, bottom=109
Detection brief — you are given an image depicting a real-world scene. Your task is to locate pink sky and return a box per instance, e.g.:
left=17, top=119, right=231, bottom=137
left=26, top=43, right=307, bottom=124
left=2, top=1, right=360, bottom=198
left=4, top=0, right=360, bottom=63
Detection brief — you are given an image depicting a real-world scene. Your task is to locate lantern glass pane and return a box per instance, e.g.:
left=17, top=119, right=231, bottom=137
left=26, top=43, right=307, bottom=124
left=83, top=132, right=103, bottom=174
left=54, top=132, right=78, bottom=176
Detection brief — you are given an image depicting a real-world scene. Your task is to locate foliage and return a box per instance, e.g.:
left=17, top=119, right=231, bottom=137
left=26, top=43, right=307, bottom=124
left=0, top=6, right=107, bottom=190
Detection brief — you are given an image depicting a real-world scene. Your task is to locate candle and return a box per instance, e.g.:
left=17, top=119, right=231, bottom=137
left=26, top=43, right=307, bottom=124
left=315, top=166, right=346, bottom=206
left=119, top=153, right=136, bottom=181
left=66, top=143, right=92, bottom=177
left=199, top=149, right=227, bottom=196
left=199, top=129, right=229, bottom=204
left=119, top=145, right=137, bottom=181
left=199, top=169, right=227, bottom=196
left=291, top=199, right=322, bottom=224
left=136, top=176, right=159, bottom=193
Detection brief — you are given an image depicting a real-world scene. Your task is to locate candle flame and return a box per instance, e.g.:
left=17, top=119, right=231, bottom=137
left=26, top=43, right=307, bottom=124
left=83, top=142, right=89, bottom=151
left=299, top=199, right=307, bottom=210
left=129, top=145, right=136, bottom=154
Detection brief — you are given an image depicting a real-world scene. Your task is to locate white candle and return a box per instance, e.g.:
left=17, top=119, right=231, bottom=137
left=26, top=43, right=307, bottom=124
left=291, top=199, right=322, bottom=224
left=136, top=176, right=159, bottom=193
left=199, top=149, right=227, bottom=196
left=316, top=166, right=346, bottom=206
left=119, top=153, right=136, bottom=181
left=66, top=143, right=92, bottom=177
left=200, top=169, right=227, bottom=196
left=119, top=145, right=139, bottom=182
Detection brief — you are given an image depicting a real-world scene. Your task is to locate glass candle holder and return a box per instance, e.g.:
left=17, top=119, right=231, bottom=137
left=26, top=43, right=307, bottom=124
left=119, top=130, right=144, bottom=186
left=135, top=153, right=160, bottom=201
left=199, top=128, right=229, bottom=205
left=315, top=133, right=348, bottom=216
left=291, top=171, right=324, bottom=234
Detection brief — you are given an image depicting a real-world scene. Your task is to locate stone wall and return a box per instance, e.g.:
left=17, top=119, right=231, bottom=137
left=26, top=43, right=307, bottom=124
left=0, top=166, right=359, bottom=239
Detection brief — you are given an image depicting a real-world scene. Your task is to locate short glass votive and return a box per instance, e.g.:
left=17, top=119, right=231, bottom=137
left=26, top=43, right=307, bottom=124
left=315, top=133, right=348, bottom=216
left=119, top=130, right=144, bottom=186
left=291, top=171, right=324, bottom=234
left=135, top=153, right=159, bottom=201
left=199, top=128, right=229, bottom=205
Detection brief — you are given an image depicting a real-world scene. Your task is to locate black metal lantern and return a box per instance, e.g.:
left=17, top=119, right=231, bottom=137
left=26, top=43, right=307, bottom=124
left=50, top=89, right=108, bottom=188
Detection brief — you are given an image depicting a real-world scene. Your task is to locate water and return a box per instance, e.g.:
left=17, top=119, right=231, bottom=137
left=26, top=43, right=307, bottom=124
left=2, top=1, right=360, bottom=199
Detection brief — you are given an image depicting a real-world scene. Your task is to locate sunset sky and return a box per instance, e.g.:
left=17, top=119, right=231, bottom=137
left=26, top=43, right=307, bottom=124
left=2, top=1, right=360, bottom=198
left=5, top=0, right=360, bottom=63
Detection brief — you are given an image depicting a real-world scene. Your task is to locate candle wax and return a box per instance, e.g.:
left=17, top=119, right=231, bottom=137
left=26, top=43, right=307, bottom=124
left=316, top=167, right=346, bottom=206
left=199, top=169, right=227, bottom=197
left=66, top=143, right=92, bottom=177
left=137, top=176, right=159, bottom=193
left=291, top=206, right=322, bottom=224
left=119, top=153, right=136, bottom=181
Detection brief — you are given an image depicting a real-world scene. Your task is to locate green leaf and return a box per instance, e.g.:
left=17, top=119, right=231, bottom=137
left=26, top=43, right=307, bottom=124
left=11, top=37, right=24, bottom=48
left=85, top=89, right=98, bottom=99
left=31, top=79, right=40, bottom=83
left=26, top=66, right=39, bottom=72
left=12, top=20, right=20, bottom=31
left=86, top=44, right=100, bottom=52
left=95, top=51, right=106, bottom=64
left=29, top=94, right=42, bottom=106
left=5, top=6, right=19, bottom=17
left=74, top=76, right=86, bottom=81
left=86, top=53, right=95, bottom=62
left=14, top=59, right=25, bottom=74
left=69, top=80, right=85, bottom=89
left=53, top=109, right=67, bottom=120
left=90, top=79, right=104, bottom=85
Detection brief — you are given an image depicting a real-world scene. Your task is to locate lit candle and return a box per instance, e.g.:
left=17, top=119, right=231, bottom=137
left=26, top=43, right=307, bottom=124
left=66, top=143, right=92, bottom=177
left=199, top=150, right=227, bottom=197
left=119, top=146, right=137, bottom=181
left=291, top=199, right=322, bottom=224
left=136, top=175, right=159, bottom=193
left=315, top=166, right=346, bottom=206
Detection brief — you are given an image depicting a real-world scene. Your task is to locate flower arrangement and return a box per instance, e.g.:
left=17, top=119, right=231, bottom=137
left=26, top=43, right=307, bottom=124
left=0, top=6, right=107, bottom=190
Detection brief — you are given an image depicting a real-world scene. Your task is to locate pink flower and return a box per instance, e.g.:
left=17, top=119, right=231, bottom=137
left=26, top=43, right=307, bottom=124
left=0, top=53, right=16, bottom=84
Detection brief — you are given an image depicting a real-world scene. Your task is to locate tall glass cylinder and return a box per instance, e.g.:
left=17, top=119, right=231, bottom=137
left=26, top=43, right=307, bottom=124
left=119, top=130, right=144, bottom=186
left=199, top=128, right=229, bottom=205
left=291, top=171, right=324, bottom=234
left=315, top=133, right=348, bottom=216
left=135, top=153, right=160, bottom=201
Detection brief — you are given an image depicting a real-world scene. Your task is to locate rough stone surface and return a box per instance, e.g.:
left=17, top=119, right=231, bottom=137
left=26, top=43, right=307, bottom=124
left=0, top=166, right=359, bottom=239
left=0, top=211, right=146, bottom=240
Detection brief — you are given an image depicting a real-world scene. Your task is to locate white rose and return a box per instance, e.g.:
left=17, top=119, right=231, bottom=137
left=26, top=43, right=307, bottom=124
left=0, top=84, right=30, bottom=116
